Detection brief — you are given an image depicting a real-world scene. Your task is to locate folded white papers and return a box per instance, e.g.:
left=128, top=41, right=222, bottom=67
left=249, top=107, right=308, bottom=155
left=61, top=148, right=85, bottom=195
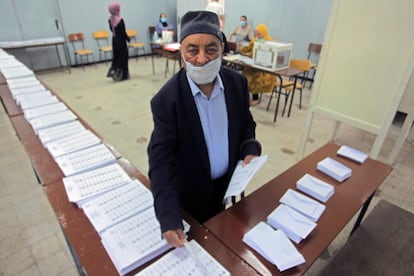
left=10, top=85, right=47, bottom=98
left=54, top=143, right=116, bottom=176
left=317, top=157, right=352, bottom=182
left=24, top=102, right=68, bottom=120
left=279, top=189, right=326, bottom=222
left=15, top=90, right=52, bottom=105
left=223, top=155, right=268, bottom=204
left=29, top=110, right=77, bottom=134
left=63, top=163, right=132, bottom=206
left=37, top=120, right=85, bottom=146
left=337, top=145, right=368, bottom=164
left=46, top=129, right=100, bottom=158
left=137, top=240, right=230, bottom=276
left=19, top=95, right=59, bottom=110
left=101, top=207, right=190, bottom=276
left=267, top=204, right=317, bottom=244
left=296, top=174, right=334, bottom=203
left=243, top=221, right=305, bottom=271
left=82, top=180, right=153, bottom=233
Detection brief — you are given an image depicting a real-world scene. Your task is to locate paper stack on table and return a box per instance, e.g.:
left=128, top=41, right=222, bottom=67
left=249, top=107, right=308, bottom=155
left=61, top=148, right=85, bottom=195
left=337, top=145, right=368, bottom=164
left=296, top=174, right=334, bottom=203
left=279, top=189, right=326, bottom=222
left=243, top=221, right=305, bottom=271
left=267, top=204, right=317, bottom=244
left=137, top=240, right=231, bottom=276
left=317, top=157, right=352, bottom=182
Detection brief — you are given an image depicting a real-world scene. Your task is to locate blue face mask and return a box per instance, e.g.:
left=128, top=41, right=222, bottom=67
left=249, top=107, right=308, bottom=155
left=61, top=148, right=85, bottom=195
left=160, top=18, right=167, bottom=23
left=240, top=21, right=246, bottom=27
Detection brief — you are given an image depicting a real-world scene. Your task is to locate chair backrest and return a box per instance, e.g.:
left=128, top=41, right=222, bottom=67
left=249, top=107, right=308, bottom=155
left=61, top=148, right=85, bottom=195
left=68, top=33, right=87, bottom=51
left=93, top=30, right=110, bottom=48
left=307, top=43, right=322, bottom=62
left=126, top=29, right=137, bottom=41
left=289, top=59, right=312, bottom=72
left=227, top=41, right=237, bottom=53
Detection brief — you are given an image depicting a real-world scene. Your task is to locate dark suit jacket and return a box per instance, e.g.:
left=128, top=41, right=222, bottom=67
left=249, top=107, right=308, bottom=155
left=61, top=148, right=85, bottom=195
left=147, top=66, right=261, bottom=233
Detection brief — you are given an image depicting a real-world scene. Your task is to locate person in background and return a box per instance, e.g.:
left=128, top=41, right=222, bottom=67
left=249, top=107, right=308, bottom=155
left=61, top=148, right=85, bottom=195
left=228, top=15, right=254, bottom=46
left=205, top=0, right=225, bottom=30
left=147, top=10, right=261, bottom=248
left=107, top=1, right=130, bottom=81
left=155, top=13, right=174, bottom=38
left=239, top=23, right=277, bottom=106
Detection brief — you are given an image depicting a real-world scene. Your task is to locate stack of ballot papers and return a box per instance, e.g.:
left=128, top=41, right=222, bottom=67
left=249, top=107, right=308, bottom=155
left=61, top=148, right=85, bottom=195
left=267, top=204, right=317, bottom=244
left=296, top=174, right=334, bottom=203
left=54, top=143, right=117, bottom=176
left=15, top=90, right=52, bottom=105
left=23, top=102, right=68, bottom=120
left=101, top=207, right=190, bottom=276
left=63, top=163, right=132, bottom=206
left=279, top=189, right=326, bottom=221
left=10, top=85, right=46, bottom=98
left=29, top=110, right=78, bottom=134
left=223, top=155, right=268, bottom=204
left=45, top=129, right=100, bottom=158
left=337, top=145, right=368, bottom=164
left=82, top=180, right=153, bottom=233
left=243, top=221, right=305, bottom=271
left=37, top=120, right=86, bottom=146
left=19, top=95, right=59, bottom=110
left=317, top=157, right=352, bottom=182
left=137, top=239, right=230, bottom=276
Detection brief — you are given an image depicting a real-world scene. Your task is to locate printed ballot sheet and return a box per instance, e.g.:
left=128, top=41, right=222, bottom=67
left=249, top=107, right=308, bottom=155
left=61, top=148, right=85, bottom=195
left=101, top=207, right=190, bottom=276
left=82, top=180, right=153, bottom=233
left=136, top=240, right=230, bottom=276
left=37, top=120, right=86, bottom=146
left=223, top=155, right=268, bottom=203
left=46, top=129, right=100, bottom=158
left=23, top=101, right=68, bottom=120
left=243, top=221, right=305, bottom=272
left=29, top=109, right=78, bottom=134
left=63, top=163, right=132, bottom=207
left=54, top=143, right=116, bottom=176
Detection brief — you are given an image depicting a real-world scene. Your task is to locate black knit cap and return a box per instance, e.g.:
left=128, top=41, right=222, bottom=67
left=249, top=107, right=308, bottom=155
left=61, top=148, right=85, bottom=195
left=180, top=10, right=222, bottom=42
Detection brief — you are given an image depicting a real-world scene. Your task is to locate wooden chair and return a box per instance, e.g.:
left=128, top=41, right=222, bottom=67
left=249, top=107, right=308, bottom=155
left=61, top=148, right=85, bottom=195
left=264, top=60, right=311, bottom=121
left=305, top=43, right=322, bottom=88
left=68, top=33, right=95, bottom=70
left=126, top=29, right=146, bottom=61
left=162, top=31, right=179, bottom=77
left=93, top=30, right=112, bottom=65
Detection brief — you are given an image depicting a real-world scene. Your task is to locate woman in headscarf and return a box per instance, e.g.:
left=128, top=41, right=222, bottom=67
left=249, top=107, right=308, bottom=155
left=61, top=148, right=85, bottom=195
left=155, top=13, right=174, bottom=38
left=240, top=24, right=277, bottom=106
left=107, top=1, right=130, bottom=81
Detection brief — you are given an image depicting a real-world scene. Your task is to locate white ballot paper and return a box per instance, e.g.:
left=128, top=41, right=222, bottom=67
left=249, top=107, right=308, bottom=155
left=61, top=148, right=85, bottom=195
left=101, top=208, right=190, bottom=276
left=279, top=189, right=326, bottom=222
left=243, top=221, right=305, bottom=271
left=267, top=204, right=316, bottom=244
left=297, top=174, right=334, bottom=203
left=223, top=155, right=268, bottom=203
left=337, top=145, right=368, bottom=164
left=136, top=240, right=230, bottom=276
left=317, top=157, right=352, bottom=182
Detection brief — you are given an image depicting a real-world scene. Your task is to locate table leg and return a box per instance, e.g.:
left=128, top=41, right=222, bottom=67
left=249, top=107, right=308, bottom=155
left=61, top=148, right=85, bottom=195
left=273, top=75, right=283, bottom=122
left=287, top=76, right=298, bottom=117
left=349, top=192, right=374, bottom=237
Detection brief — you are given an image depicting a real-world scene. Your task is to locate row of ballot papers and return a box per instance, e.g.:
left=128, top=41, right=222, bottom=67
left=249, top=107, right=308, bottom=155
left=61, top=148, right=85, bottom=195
left=243, top=145, right=368, bottom=271
left=1, top=52, right=230, bottom=275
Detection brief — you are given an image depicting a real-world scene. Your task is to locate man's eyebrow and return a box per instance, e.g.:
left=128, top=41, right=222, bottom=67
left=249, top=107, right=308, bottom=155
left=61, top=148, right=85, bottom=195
left=185, top=41, right=220, bottom=48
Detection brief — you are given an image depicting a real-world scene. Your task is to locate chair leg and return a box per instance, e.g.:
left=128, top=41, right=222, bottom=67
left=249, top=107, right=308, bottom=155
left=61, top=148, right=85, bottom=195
left=299, top=88, right=302, bottom=109
left=281, top=91, right=290, bottom=117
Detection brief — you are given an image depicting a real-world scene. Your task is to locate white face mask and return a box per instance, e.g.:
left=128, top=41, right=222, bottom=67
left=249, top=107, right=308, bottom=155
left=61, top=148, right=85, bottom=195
left=183, top=55, right=222, bottom=85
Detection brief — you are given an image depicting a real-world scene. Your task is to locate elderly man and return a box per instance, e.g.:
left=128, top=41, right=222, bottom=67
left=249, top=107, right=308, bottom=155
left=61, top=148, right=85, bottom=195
left=147, top=10, right=261, bottom=248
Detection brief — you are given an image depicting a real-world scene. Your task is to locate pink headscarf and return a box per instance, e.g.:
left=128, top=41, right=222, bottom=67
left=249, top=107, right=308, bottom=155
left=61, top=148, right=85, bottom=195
left=108, top=2, right=121, bottom=32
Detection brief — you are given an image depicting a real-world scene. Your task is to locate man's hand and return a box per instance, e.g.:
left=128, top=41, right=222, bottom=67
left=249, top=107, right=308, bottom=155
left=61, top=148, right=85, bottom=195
left=242, top=154, right=257, bottom=167
left=163, top=229, right=186, bottom=248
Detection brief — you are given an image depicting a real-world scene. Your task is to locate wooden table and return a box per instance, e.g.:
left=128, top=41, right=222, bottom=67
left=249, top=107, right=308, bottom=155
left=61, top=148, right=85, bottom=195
left=223, top=55, right=303, bottom=122
left=0, top=84, right=23, bottom=116
left=0, top=37, right=71, bottom=73
left=204, top=142, right=392, bottom=275
left=44, top=163, right=259, bottom=276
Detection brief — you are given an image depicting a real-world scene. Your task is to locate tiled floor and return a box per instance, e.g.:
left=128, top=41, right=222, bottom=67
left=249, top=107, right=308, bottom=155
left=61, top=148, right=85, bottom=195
left=1, top=56, right=413, bottom=275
